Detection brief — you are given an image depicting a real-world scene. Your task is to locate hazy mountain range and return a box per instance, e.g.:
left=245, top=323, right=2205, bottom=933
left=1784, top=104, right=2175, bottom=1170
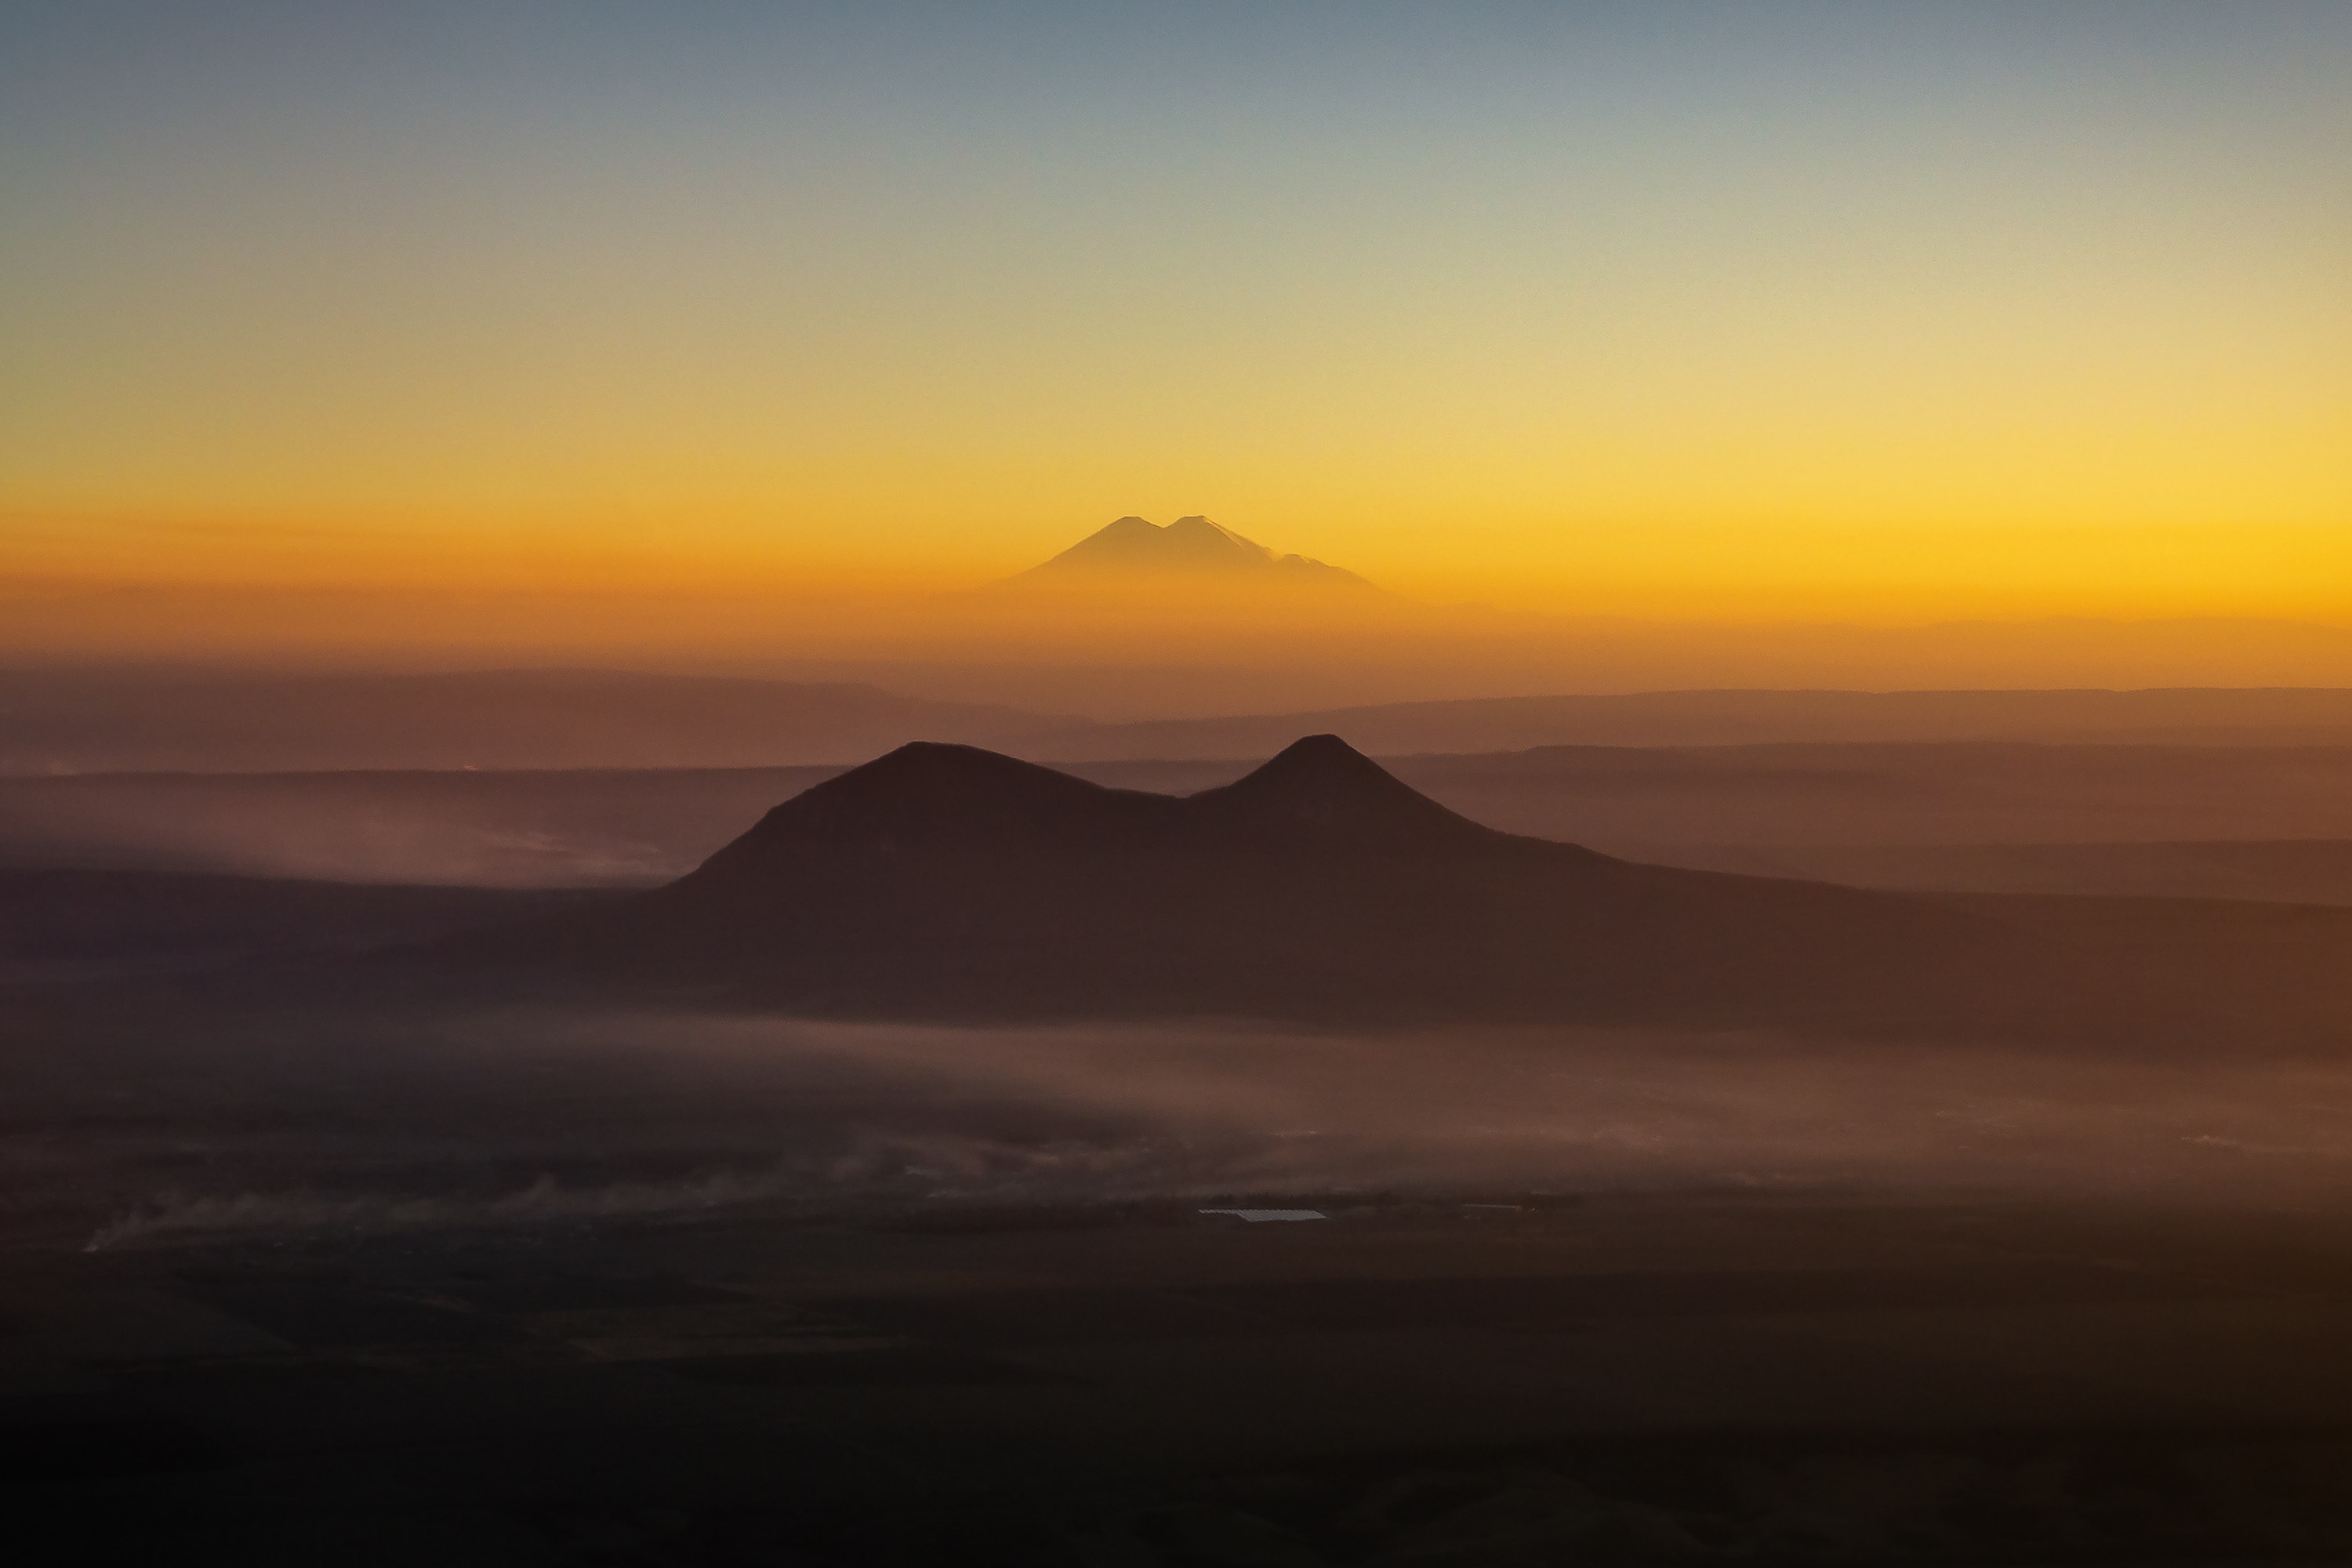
left=13, top=666, right=2352, bottom=775
left=1008, top=515, right=1372, bottom=588
left=0, top=668, right=1054, bottom=774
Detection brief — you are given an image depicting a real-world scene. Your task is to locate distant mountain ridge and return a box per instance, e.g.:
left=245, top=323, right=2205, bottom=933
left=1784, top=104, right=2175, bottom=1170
left=1011, top=515, right=1373, bottom=588
left=20, top=666, right=2352, bottom=776
left=1016, top=686, right=2352, bottom=760
left=0, top=668, right=1077, bottom=774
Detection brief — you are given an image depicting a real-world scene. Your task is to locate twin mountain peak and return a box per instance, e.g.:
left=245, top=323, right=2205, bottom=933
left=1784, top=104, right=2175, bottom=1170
left=1013, top=515, right=1372, bottom=588
left=693, top=734, right=1509, bottom=880
left=479, top=731, right=2023, bottom=1025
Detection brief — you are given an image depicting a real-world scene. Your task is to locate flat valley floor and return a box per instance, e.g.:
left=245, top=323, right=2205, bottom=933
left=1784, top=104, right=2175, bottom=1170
left=11, top=1190, right=2352, bottom=1563
left=10, top=964, right=2352, bottom=1565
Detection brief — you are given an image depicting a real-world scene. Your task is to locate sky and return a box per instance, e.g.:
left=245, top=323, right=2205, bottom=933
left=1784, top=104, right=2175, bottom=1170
left=2, top=1, right=2349, bottom=654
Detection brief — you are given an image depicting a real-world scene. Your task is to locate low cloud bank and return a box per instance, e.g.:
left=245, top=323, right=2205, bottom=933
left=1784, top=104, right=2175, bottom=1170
left=58, top=1014, right=2352, bottom=1250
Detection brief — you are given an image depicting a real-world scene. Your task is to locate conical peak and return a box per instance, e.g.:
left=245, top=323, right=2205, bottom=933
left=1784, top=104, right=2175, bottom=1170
left=1012, top=514, right=1372, bottom=587
left=1259, top=732, right=1378, bottom=775
left=837, top=739, right=1010, bottom=779
left=872, top=739, right=1011, bottom=765
left=756, top=741, right=1128, bottom=841
left=820, top=740, right=1093, bottom=801
left=1196, top=735, right=1497, bottom=844
left=1227, top=734, right=1413, bottom=802
left=1034, top=514, right=1272, bottom=572
left=1169, top=515, right=1270, bottom=551
left=677, top=739, right=1198, bottom=885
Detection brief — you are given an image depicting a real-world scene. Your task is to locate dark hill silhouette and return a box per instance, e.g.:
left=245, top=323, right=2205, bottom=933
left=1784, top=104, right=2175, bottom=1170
left=480, top=736, right=2056, bottom=1029
left=1183, top=733, right=1500, bottom=847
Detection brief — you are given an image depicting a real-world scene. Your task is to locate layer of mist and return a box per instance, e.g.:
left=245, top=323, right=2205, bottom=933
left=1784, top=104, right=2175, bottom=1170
left=16, top=604, right=2352, bottom=720
left=16, top=666, right=2352, bottom=775
left=24, top=1011, right=2352, bottom=1253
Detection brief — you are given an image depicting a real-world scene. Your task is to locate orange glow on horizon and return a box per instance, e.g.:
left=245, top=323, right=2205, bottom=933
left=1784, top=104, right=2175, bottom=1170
left=6, top=5, right=2347, bottom=679
left=6, top=504, right=2350, bottom=633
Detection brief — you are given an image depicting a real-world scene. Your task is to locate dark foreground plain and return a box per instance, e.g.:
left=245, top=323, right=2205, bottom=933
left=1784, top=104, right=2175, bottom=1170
left=11, top=967, right=2352, bottom=1564
left=16, top=1191, right=2352, bottom=1565
left=11, top=741, right=2352, bottom=1562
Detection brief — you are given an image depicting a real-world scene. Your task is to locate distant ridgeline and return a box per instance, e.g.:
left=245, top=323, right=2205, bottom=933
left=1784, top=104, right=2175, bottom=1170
left=1006, top=516, right=1375, bottom=590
